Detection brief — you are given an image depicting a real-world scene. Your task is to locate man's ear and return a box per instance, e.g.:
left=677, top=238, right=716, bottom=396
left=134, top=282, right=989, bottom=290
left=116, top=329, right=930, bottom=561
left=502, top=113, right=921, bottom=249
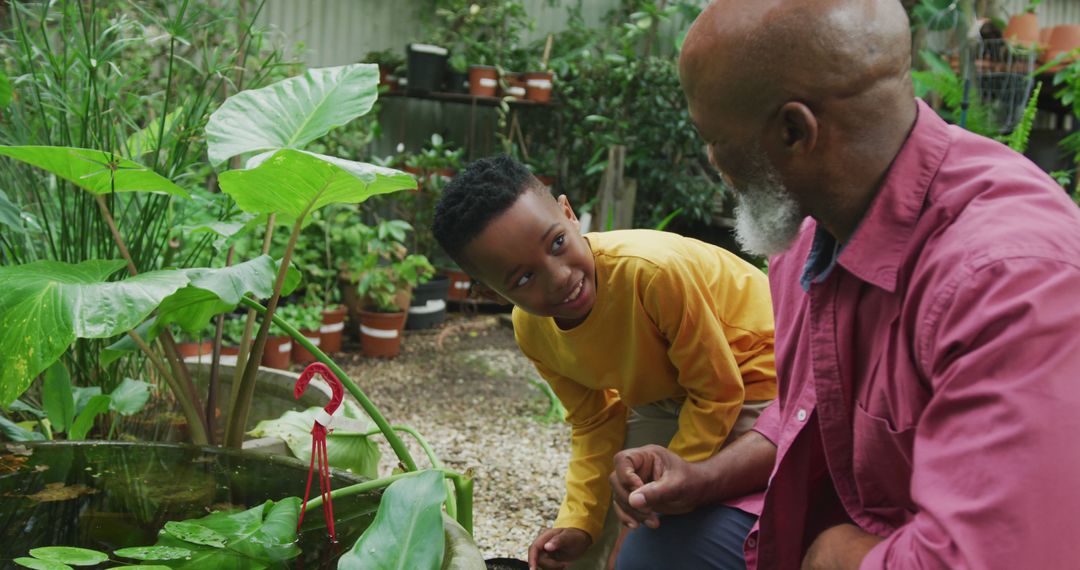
left=776, top=101, right=818, bottom=156
left=557, top=194, right=580, bottom=229
left=469, top=281, right=512, bottom=305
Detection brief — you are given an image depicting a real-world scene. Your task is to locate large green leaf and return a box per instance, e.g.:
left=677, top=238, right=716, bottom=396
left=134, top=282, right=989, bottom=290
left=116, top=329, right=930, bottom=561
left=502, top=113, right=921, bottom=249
left=154, top=498, right=301, bottom=569
left=0, top=146, right=189, bottom=198
left=68, top=394, right=111, bottom=440
left=13, top=558, right=71, bottom=570
left=338, top=470, right=447, bottom=570
left=0, top=415, right=45, bottom=441
left=152, top=256, right=300, bottom=334
left=247, top=403, right=380, bottom=478
left=206, top=64, right=380, bottom=167
left=109, top=378, right=151, bottom=416
left=441, top=514, right=485, bottom=570
left=41, top=362, right=75, bottom=433
left=0, top=260, right=190, bottom=406
left=113, top=546, right=193, bottom=561
left=126, top=106, right=185, bottom=157
left=218, top=149, right=415, bottom=225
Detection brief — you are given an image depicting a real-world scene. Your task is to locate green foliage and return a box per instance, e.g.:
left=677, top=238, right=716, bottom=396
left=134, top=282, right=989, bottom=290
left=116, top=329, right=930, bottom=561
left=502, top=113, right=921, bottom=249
left=248, top=402, right=382, bottom=478
left=911, top=0, right=962, bottom=32
left=1000, top=82, right=1042, bottom=153
left=0, top=146, right=190, bottom=197
left=42, top=363, right=75, bottom=434
left=1041, top=49, right=1080, bottom=168
left=405, top=134, right=464, bottom=173
left=345, top=220, right=435, bottom=312
left=113, top=546, right=194, bottom=561
left=275, top=304, right=324, bottom=332
left=911, top=50, right=999, bottom=136
left=427, top=0, right=534, bottom=70
left=364, top=49, right=406, bottom=74
left=205, top=64, right=382, bottom=167
left=151, top=499, right=302, bottom=567
left=339, top=470, right=448, bottom=570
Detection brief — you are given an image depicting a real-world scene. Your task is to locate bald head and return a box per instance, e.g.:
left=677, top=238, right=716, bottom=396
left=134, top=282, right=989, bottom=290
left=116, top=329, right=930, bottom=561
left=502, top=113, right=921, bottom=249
left=680, top=0, right=919, bottom=245
left=681, top=0, right=911, bottom=120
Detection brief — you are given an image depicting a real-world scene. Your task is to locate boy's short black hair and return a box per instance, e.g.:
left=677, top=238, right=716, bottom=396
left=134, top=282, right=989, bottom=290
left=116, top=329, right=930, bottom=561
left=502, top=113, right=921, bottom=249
left=433, top=155, right=545, bottom=261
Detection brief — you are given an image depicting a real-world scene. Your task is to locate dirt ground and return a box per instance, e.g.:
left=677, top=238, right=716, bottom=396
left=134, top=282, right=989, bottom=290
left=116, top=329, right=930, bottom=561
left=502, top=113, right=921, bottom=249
left=337, top=312, right=570, bottom=561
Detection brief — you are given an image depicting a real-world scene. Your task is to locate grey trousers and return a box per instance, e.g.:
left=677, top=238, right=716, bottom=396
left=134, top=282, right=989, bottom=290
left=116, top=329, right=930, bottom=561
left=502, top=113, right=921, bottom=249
left=567, top=399, right=770, bottom=570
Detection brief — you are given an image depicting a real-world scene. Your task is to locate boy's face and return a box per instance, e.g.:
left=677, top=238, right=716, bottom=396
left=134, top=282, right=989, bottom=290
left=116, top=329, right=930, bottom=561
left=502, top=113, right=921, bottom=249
left=461, top=188, right=596, bottom=326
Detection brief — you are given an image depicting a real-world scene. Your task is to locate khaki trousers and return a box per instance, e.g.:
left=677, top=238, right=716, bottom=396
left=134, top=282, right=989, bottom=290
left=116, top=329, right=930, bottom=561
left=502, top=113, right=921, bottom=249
left=567, top=399, right=772, bottom=570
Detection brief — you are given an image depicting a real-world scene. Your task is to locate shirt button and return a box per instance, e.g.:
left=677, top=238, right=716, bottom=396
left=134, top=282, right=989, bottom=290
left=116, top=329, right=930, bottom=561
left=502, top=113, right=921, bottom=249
left=796, top=408, right=808, bottom=422
left=747, top=537, right=758, bottom=549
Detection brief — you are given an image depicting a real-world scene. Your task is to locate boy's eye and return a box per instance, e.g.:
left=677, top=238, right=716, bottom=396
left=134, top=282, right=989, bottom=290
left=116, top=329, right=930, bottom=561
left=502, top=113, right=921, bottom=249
left=552, top=235, right=565, bottom=252
left=515, top=272, right=533, bottom=287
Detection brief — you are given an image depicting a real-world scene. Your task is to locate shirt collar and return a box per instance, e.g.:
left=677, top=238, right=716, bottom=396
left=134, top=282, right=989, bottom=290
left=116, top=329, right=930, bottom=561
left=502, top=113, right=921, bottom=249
left=835, top=98, right=952, bottom=293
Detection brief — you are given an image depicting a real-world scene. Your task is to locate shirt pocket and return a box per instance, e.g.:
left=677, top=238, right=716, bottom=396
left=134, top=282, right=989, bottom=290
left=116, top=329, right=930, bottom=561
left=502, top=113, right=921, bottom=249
left=852, top=403, right=917, bottom=525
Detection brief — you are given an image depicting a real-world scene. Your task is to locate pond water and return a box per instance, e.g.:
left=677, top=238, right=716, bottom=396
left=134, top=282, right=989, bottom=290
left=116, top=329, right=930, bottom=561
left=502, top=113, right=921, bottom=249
left=0, top=441, right=380, bottom=568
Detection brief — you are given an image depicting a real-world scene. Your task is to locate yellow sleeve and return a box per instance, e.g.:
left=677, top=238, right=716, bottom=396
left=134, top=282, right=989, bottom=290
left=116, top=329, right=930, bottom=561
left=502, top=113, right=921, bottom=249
left=528, top=356, right=627, bottom=541
left=645, top=257, right=777, bottom=462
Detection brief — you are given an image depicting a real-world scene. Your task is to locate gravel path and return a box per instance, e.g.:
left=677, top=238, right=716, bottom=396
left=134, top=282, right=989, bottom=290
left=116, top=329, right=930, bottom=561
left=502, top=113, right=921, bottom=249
left=338, top=313, right=570, bottom=561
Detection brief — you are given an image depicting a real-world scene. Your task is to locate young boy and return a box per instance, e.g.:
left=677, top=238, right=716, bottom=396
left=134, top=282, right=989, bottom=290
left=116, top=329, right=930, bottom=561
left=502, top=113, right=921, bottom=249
left=433, top=156, right=776, bottom=570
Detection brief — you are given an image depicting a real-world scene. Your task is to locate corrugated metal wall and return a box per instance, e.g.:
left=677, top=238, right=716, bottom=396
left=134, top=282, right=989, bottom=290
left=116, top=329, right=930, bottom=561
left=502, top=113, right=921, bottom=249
left=257, top=0, right=621, bottom=68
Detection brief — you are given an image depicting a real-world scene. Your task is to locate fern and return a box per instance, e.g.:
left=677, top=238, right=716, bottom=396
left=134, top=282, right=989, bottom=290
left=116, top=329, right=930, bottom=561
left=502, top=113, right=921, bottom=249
left=1000, top=81, right=1042, bottom=153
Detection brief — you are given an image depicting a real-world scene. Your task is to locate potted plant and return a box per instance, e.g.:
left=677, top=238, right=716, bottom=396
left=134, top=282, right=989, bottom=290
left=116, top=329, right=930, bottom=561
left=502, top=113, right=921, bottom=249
left=428, top=0, right=533, bottom=98
left=363, top=48, right=405, bottom=91
left=176, top=321, right=216, bottom=362
left=276, top=304, right=324, bottom=365
left=261, top=318, right=293, bottom=369
left=355, top=220, right=435, bottom=357
left=404, top=133, right=464, bottom=180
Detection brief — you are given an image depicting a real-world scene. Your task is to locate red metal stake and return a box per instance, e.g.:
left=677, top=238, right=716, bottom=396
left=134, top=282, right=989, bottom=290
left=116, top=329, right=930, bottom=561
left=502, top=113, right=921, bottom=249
left=293, top=362, right=344, bottom=541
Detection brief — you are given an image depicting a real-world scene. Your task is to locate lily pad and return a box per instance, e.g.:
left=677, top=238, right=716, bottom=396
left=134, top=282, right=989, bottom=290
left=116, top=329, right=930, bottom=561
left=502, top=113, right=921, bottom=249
left=114, top=545, right=194, bottom=561
left=13, top=558, right=71, bottom=570
left=28, top=546, right=108, bottom=565
left=164, top=521, right=229, bottom=548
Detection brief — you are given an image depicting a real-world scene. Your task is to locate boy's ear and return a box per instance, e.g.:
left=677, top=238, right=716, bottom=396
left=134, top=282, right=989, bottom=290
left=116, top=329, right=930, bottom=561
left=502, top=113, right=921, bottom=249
left=557, top=194, right=580, bottom=228
left=469, top=280, right=512, bottom=305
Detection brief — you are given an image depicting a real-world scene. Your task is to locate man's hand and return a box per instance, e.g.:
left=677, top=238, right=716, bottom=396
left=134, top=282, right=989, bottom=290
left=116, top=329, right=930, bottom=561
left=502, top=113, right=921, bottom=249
left=801, top=524, right=883, bottom=570
left=609, top=444, right=706, bottom=530
left=528, top=527, right=592, bottom=570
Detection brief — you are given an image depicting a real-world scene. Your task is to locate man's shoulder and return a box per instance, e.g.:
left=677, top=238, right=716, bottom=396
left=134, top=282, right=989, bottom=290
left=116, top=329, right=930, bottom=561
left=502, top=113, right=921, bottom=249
left=923, top=132, right=1080, bottom=272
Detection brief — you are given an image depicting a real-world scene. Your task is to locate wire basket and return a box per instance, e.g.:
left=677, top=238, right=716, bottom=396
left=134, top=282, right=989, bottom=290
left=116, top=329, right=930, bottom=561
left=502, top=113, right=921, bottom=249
left=963, top=38, right=1037, bottom=133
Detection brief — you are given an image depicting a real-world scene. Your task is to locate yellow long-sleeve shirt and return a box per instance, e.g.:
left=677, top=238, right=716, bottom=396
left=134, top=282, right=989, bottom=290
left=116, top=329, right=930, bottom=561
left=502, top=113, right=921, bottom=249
left=513, top=229, right=777, bottom=540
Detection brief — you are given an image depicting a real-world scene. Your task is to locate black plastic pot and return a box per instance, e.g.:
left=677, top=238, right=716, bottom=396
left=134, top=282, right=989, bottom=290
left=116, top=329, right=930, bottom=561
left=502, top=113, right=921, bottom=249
left=445, top=69, right=469, bottom=93
left=406, top=276, right=450, bottom=330
left=406, top=43, right=448, bottom=93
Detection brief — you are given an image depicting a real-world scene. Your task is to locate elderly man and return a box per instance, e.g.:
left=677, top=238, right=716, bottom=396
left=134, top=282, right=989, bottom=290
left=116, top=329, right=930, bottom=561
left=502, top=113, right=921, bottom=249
left=609, top=0, right=1080, bottom=569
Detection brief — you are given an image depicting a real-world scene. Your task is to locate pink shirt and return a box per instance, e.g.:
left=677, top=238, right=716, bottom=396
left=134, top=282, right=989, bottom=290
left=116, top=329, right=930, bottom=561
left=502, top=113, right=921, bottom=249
left=744, top=99, right=1080, bottom=569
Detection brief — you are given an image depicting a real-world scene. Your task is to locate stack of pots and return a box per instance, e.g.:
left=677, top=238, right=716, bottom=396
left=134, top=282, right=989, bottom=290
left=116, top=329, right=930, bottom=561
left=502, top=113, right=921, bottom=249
left=406, top=276, right=450, bottom=330
left=1044, top=25, right=1080, bottom=67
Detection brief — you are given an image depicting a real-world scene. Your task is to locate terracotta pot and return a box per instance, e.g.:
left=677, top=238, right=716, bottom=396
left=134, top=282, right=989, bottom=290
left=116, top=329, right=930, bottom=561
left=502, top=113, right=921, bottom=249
left=261, top=335, right=292, bottom=369
left=1004, top=13, right=1039, bottom=47
left=291, top=329, right=322, bottom=364
left=524, top=71, right=554, bottom=103
left=177, top=341, right=213, bottom=360
left=320, top=305, right=347, bottom=353
left=1040, top=27, right=1054, bottom=53
left=468, top=65, right=498, bottom=98
left=378, top=66, right=397, bottom=91
left=444, top=267, right=472, bottom=301
left=504, top=72, right=527, bottom=100
left=359, top=310, right=408, bottom=358
left=1046, top=25, right=1080, bottom=68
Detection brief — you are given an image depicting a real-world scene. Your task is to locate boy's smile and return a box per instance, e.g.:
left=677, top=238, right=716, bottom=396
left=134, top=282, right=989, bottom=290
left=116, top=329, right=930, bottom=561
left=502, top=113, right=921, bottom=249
left=460, top=188, right=596, bottom=328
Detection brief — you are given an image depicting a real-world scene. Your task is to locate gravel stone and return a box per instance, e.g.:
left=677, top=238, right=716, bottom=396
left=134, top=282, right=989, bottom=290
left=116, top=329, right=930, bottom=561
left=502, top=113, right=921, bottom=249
left=339, top=313, right=570, bottom=560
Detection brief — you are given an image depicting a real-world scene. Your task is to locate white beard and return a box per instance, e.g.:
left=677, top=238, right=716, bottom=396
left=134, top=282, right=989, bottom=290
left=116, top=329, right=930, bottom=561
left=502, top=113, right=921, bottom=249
left=731, top=161, right=804, bottom=257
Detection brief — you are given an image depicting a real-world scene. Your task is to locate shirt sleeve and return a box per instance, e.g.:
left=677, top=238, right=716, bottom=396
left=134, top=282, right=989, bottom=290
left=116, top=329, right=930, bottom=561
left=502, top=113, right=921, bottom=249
left=860, top=259, right=1080, bottom=569
left=645, top=257, right=778, bottom=462
left=527, top=355, right=627, bottom=541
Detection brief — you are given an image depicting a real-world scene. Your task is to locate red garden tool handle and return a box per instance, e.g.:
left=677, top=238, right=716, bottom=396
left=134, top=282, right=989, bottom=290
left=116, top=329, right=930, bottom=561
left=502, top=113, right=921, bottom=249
left=295, top=362, right=345, bottom=420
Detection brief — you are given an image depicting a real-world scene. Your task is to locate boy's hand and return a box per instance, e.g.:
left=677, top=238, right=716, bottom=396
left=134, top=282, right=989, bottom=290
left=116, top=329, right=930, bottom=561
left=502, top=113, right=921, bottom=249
left=528, top=527, right=592, bottom=570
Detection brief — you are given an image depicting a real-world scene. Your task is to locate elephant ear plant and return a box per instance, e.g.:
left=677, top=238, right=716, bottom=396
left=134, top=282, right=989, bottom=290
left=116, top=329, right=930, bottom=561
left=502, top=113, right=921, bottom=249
left=0, top=64, right=477, bottom=563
